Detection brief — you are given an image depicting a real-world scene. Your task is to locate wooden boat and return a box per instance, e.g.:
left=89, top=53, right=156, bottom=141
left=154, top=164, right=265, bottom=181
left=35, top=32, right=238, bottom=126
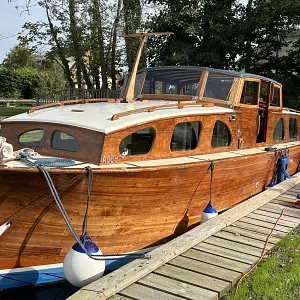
left=1, top=33, right=300, bottom=289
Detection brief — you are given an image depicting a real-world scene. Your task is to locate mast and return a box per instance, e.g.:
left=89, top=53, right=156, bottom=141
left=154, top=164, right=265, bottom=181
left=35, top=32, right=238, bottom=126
left=122, top=32, right=173, bottom=101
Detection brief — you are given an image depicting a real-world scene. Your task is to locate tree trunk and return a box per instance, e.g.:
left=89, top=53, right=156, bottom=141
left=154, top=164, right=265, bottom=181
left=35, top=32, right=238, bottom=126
left=123, top=0, right=143, bottom=71
left=111, top=0, right=122, bottom=90
left=244, top=0, right=254, bottom=72
left=45, top=2, right=74, bottom=89
left=91, top=0, right=108, bottom=89
left=69, top=0, right=93, bottom=89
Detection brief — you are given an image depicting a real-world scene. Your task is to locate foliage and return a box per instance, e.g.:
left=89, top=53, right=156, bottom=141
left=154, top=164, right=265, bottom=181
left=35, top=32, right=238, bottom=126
left=0, top=67, right=65, bottom=99
left=147, top=0, right=300, bottom=110
left=224, top=227, right=300, bottom=300
left=2, top=45, right=36, bottom=70
left=19, top=0, right=128, bottom=89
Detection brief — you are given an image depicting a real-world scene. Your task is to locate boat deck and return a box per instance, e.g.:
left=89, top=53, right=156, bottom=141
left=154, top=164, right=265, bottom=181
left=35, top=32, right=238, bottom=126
left=69, top=173, right=300, bottom=300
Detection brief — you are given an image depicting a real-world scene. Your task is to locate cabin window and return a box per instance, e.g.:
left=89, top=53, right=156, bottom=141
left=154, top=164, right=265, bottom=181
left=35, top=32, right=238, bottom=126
left=289, top=118, right=298, bottom=138
left=204, top=72, right=234, bottom=101
left=211, top=121, right=231, bottom=148
left=52, top=131, right=79, bottom=152
left=240, top=81, right=259, bottom=105
left=273, top=119, right=284, bottom=141
left=119, top=127, right=155, bottom=156
left=18, top=129, right=44, bottom=146
left=271, top=86, right=280, bottom=107
left=170, top=121, right=201, bottom=152
left=140, top=69, right=202, bottom=96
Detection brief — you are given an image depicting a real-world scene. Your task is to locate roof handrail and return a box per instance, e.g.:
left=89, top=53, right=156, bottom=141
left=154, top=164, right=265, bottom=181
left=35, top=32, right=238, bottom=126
left=28, top=98, right=120, bottom=113
left=111, top=100, right=214, bottom=121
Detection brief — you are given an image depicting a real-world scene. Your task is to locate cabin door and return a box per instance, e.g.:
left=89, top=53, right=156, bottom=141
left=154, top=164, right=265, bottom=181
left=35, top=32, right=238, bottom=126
left=256, top=81, right=270, bottom=143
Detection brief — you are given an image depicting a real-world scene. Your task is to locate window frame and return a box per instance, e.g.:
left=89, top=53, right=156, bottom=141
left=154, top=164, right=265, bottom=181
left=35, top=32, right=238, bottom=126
left=269, top=83, right=282, bottom=110
left=211, top=120, right=232, bottom=148
left=170, top=121, right=202, bottom=152
left=237, top=78, right=260, bottom=108
left=51, top=130, right=80, bottom=152
left=18, top=128, right=45, bottom=147
left=119, top=127, right=156, bottom=157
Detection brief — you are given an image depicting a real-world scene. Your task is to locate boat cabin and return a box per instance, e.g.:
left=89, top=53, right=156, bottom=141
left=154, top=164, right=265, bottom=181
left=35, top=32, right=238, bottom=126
left=1, top=67, right=299, bottom=165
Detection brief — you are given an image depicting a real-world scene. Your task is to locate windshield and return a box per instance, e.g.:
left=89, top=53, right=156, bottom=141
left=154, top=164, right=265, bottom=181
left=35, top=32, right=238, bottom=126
left=140, top=69, right=202, bottom=96
left=122, top=68, right=235, bottom=101
left=203, top=72, right=235, bottom=101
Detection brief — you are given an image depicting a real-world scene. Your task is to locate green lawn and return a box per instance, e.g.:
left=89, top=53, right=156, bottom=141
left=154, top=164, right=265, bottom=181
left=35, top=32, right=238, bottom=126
left=223, top=226, right=300, bottom=300
left=0, top=107, right=29, bottom=116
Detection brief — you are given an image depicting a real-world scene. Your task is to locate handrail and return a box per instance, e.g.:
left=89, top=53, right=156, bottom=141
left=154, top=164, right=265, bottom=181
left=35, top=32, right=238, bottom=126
left=111, top=101, right=214, bottom=121
left=28, top=98, right=120, bottom=113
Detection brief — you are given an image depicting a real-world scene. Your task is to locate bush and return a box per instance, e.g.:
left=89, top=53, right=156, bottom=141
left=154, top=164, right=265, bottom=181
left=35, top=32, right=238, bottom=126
left=0, top=67, right=65, bottom=99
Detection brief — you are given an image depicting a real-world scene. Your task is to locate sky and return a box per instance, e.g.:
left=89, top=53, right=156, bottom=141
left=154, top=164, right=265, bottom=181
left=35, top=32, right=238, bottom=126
left=0, top=1, right=45, bottom=62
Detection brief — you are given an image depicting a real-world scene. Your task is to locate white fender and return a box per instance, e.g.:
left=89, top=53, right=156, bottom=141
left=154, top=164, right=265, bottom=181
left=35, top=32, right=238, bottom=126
left=63, top=237, right=105, bottom=287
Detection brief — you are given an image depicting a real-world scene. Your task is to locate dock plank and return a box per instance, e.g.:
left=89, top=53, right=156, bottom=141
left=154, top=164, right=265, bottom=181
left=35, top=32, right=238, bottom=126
left=203, top=236, right=265, bottom=257
left=231, top=221, right=286, bottom=238
left=168, top=255, right=241, bottom=284
left=154, top=264, right=231, bottom=297
left=109, top=295, right=133, bottom=300
left=261, top=203, right=300, bottom=218
left=213, top=231, right=273, bottom=250
left=271, top=199, right=296, bottom=207
left=120, top=283, right=185, bottom=300
left=253, top=209, right=300, bottom=224
left=239, top=217, right=292, bottom=233
left=246, top=212, right=298, bottom=228
left=139, top=272, right=218, bottom=300
left=223, top=225, right=281, bottom=244
left=181, top=248, right=251, bottom=273
left=194, top=242, right=258, bottom=264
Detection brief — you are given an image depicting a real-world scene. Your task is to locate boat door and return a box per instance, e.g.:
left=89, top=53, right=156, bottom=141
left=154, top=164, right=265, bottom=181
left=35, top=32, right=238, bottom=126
left=256, top=80, right=271, bottom=143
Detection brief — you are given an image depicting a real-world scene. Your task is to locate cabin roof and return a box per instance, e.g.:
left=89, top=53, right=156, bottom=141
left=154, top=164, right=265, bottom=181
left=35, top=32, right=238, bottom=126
left=2, top=101, right=234, bottom=134
left=138, top=66, right=282, bottom=86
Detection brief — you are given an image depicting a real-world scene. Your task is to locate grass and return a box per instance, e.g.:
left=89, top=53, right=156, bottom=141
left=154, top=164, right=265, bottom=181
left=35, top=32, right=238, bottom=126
left=223, top=226, right=300, bottom=300
left=0, top=107, right=29, bottom=116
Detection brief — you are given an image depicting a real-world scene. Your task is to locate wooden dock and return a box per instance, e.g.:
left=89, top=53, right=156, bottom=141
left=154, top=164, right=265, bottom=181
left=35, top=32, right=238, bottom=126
left=69, top=173, right=300, bottom=300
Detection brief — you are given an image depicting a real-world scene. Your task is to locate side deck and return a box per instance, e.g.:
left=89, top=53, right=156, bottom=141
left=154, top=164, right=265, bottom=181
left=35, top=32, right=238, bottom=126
left=69, top=173, right=300, bottom=300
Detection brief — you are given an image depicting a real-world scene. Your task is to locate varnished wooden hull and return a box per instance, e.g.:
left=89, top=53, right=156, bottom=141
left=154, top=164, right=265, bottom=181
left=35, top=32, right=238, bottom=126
left=0, top=146, right=299, bottom=286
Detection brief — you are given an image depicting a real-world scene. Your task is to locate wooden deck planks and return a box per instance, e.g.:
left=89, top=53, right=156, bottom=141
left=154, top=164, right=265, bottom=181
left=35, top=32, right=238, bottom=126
left=213, top=231, right=274, bottom=250
left=69, top=173, right=300, bottom=300
left=203, top=236, right=269, bottom=257
left=154, top=264, right=231, bottom=297
left=230, top=221, right=287, bottom=238
left=138, top=272, right=218, bottom=300
left=253, top=208, right=300, bottom=224
left=168, top=255, right=241, bottom=284
left=193, top=243, right=259, bottom=265
left=120, top=282, right=186, bottom=300
left=223, top=225, right=281, bottom=244
left=181, top=248, right=251, bottom=273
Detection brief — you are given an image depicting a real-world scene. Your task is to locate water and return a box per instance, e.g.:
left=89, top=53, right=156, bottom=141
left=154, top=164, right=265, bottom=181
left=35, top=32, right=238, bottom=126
left=0, top=282, right=78, bottom=300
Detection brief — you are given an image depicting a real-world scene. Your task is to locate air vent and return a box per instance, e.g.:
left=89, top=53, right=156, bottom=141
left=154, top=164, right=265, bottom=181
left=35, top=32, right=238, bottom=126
left=71, top=109, right=84, bottom=112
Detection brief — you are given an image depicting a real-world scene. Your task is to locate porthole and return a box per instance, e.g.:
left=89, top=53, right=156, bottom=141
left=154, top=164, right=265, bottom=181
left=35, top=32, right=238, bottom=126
left=18, top=129, right=44, bottom=147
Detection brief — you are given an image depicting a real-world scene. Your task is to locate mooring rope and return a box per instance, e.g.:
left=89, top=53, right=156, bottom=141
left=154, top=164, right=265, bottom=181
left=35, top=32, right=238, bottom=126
left=19, top=150, right=148, bottom=259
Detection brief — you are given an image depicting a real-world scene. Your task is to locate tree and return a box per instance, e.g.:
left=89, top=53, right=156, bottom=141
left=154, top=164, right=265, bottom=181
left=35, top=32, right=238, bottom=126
left=18, top=0, right=126, bottom=90
left=123, top=0, right=145, bottom=70
left=146, top=0, right=239, bottom=68
left=2, top=45, right=36, bottom=69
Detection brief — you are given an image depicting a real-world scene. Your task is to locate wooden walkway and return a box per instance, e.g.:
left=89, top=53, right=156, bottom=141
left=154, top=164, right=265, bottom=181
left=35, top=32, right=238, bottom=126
left=69, top=173, right=300, bottom=300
